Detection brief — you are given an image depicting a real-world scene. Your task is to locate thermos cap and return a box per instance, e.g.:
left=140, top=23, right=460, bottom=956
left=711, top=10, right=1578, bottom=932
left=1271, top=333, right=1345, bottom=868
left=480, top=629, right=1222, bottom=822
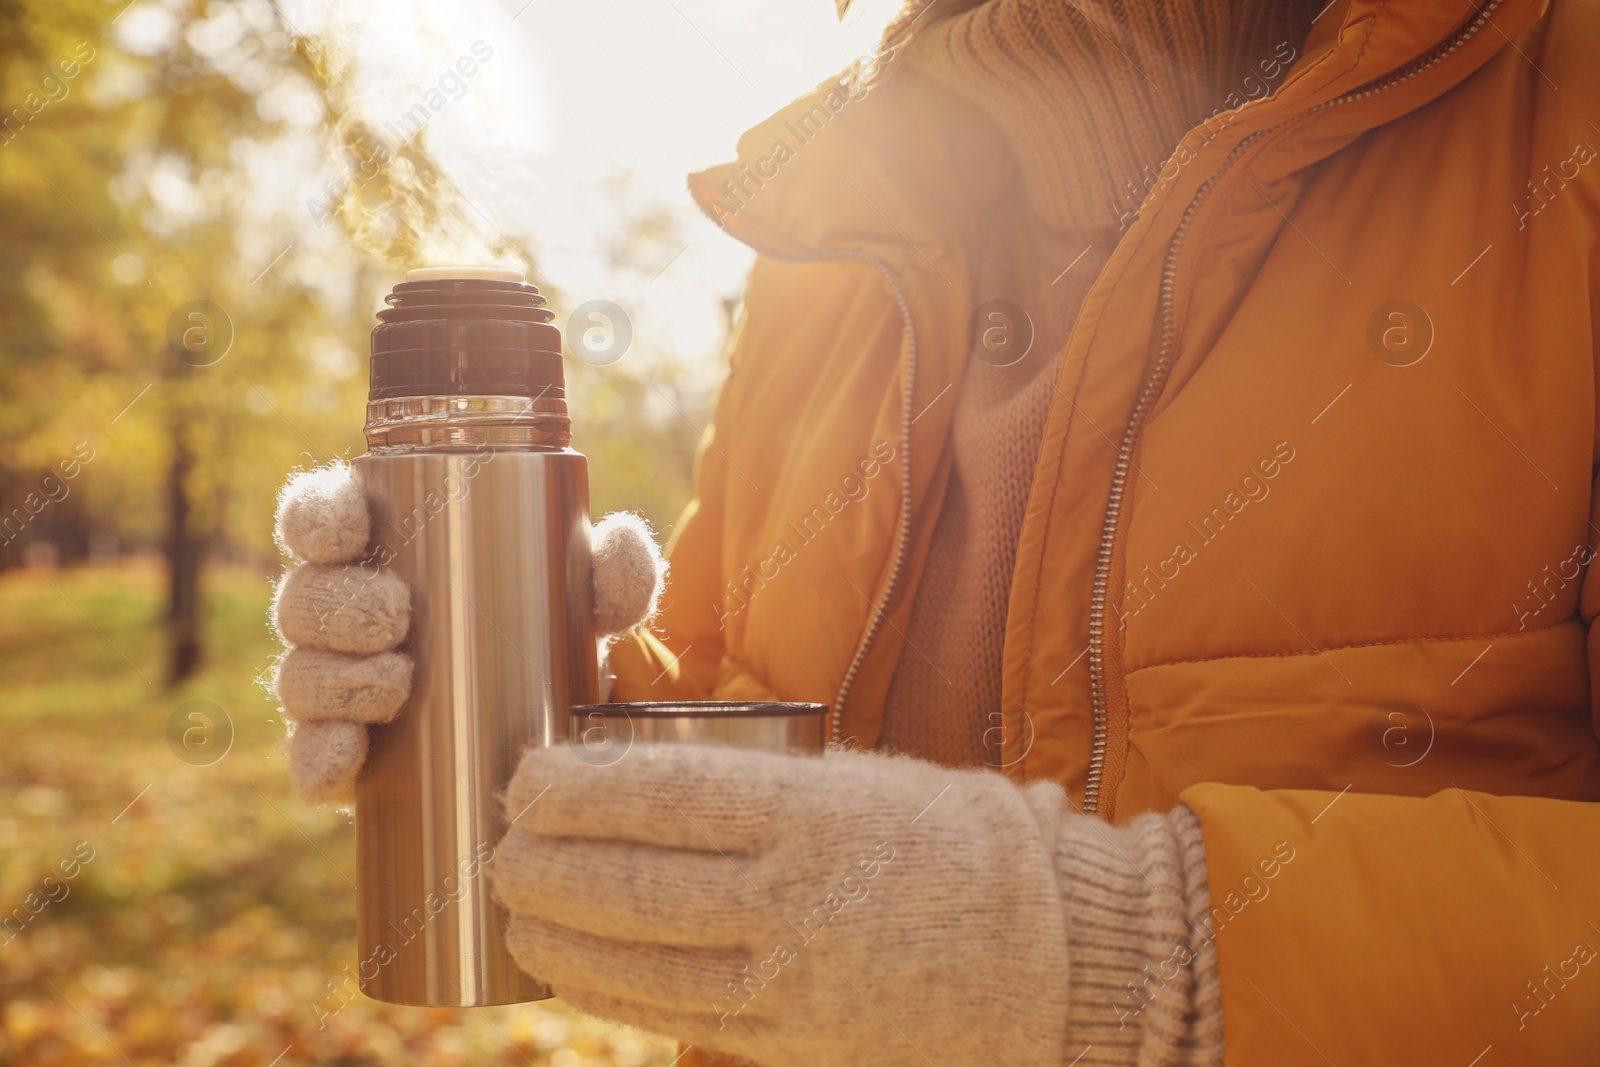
left=370, top=267, right=563, bottom=401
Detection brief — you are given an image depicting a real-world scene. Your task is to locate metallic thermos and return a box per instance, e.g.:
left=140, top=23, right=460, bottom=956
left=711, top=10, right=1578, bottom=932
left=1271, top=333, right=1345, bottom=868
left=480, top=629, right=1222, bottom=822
left=351, top=266, right=598, bottom=1006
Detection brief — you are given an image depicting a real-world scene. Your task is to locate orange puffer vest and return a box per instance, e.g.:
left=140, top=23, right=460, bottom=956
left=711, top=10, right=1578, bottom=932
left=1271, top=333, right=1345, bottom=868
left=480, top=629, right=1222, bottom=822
left=612, top=0, right=1600, bottom=1061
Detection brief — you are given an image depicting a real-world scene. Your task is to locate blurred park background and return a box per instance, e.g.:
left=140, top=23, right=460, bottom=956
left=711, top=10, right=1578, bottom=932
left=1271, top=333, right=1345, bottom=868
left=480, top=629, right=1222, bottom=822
left=0, top=0, right=893, bottom=1062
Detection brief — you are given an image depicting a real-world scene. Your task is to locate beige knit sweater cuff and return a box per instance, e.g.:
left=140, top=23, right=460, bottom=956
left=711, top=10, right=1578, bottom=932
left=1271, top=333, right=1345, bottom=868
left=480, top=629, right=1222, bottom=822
left=1040, top=802, right=1222, bottom=1067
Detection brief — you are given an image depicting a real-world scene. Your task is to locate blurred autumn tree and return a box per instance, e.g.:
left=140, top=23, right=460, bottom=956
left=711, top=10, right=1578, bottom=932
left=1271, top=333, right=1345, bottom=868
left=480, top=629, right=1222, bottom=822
left=0, top=0, right=390, bottom=683
left=0, top=0, right=711, bottom=686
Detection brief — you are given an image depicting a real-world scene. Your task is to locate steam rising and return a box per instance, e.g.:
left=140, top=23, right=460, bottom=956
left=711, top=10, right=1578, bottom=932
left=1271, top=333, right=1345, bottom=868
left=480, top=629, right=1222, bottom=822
left=285, top=0, right=542, bottom=271
left=278, top=0, right=900, bottom=393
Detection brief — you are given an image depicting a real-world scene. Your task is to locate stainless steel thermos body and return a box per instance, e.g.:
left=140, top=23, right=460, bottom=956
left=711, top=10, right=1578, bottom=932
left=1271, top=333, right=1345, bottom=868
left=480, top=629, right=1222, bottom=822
left=352, top=268, right=596, bottom=1006
left=353, top=449, right=596, bottom=1006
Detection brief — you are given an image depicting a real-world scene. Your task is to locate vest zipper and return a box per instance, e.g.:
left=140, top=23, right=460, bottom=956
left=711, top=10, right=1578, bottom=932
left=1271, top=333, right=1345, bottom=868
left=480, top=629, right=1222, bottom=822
left=827, top=251, right=919, bottom=742
left=693, top=227, right=919, bottom=743
left=1081, top=0, right=1504, bottom=815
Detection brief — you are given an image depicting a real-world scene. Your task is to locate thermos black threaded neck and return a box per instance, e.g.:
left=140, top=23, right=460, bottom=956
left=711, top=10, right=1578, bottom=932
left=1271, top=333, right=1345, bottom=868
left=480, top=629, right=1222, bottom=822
left=370, top=275, right=564, bottom=401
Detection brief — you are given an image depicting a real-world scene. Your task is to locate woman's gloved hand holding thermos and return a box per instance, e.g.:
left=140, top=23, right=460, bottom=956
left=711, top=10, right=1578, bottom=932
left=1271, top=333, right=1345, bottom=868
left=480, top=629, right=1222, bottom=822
left=267, top=268, right=1219, bottom=1067
left=272, top=463, right=665, bottom=802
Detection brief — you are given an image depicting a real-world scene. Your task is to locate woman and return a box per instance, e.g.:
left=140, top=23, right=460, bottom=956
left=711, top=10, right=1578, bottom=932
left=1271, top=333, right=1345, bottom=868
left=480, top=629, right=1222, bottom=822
left=271, top=0, right=1600, bottom=1063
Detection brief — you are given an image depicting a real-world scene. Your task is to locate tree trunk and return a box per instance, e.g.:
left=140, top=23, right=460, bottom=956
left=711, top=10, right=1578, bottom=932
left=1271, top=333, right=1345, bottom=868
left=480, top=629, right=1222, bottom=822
left=165, top=428, right=204, bottom=684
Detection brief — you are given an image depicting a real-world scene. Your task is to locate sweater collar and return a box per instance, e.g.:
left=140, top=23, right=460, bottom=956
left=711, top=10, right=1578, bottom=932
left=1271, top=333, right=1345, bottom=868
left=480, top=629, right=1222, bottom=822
left=899, top=0, right=1325, bottom=230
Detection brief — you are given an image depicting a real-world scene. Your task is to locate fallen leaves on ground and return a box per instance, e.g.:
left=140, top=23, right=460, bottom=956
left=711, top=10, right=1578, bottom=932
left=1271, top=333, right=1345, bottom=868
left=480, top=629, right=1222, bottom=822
left=0, top=561, right=678, bottom=1067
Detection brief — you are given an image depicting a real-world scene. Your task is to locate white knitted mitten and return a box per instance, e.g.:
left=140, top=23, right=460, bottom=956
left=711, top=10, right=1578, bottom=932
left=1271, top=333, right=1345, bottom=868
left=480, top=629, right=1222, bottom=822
left=493, top=742, right=1219, bottom=1067
left=270, top=462, right=666, bottom=805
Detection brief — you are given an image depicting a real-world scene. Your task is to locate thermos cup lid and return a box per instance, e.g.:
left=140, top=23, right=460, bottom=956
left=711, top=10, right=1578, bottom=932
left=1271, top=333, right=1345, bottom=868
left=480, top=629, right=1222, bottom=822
left=571, top=701, right=828, bottom=718
left=568, top=702, right=829, bottom=757
left=370, top=266, right=563, bottom=401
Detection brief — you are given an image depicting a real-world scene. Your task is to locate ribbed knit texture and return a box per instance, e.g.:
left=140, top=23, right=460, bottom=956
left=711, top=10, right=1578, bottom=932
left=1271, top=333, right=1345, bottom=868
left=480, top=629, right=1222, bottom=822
left=892, top=0, right=1319, bottom=229
left=1045, top=803, right=1221, bottom=1067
